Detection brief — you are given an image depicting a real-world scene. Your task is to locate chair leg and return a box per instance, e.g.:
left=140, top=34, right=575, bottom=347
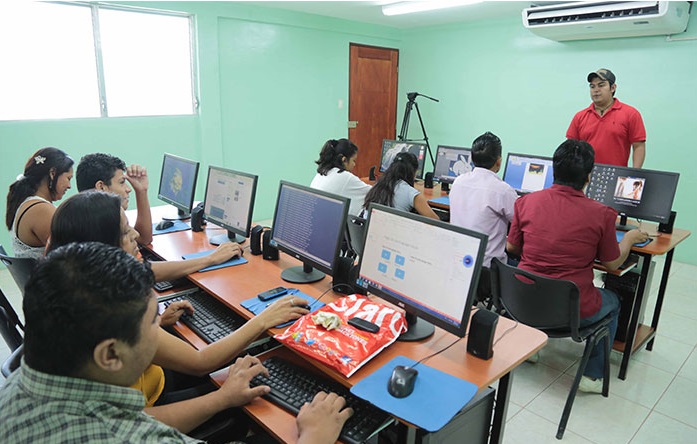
left=556, top=336, right=596, bottom=439
left=602, top=328, right=611, bottom=397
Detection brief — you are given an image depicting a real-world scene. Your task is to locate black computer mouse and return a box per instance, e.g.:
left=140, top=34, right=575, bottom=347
left=156, top=220, right=174, bottom=230
left=387, top=365, right=418, bottom=398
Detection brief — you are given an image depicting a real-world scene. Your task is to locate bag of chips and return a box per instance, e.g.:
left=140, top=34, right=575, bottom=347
left=275, top=294, right=407, bottom=377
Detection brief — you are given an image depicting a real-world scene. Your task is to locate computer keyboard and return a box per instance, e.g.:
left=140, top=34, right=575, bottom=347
left=251, top=356, right=393, bottom=444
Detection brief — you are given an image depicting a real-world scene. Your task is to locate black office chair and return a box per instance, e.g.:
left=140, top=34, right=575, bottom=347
left=1, top=286, right=23, bottom=352
left=346, top=215, right=367, bottom=258
left=490, top=258, right=613, bottom=440
left=2, top=344, right=23, bottom=378
left=0, top=244, right=38, bottom=296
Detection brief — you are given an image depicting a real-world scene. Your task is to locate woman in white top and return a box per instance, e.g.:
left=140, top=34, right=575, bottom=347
left=362, top=152, right=439, bottom=220
left=310, top=138, right=371, bottom=216
left=5, top=147, right=74, bottom=258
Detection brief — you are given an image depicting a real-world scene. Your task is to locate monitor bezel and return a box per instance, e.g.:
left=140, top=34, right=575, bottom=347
left=502, top=152, right=554, bottom=194
left=270, top=181, right=350, bottom=277
left=202, top=166, right=259, bottom=239
left=433, top=145, right=473, bottom=184
left=157, top=153, right=200, bottom=215
left=379, top=139, right=427, bottom=180
left=356, top=203, right=488, bottom=339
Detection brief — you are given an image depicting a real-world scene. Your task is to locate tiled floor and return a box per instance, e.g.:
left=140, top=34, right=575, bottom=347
left=2, top=260, right=697, bottom=443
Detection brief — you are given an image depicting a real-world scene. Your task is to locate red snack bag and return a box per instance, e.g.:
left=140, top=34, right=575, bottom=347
left=275, top=294, right=407, bottom=377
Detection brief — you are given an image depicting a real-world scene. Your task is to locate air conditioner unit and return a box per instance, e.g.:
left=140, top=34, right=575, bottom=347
left=522, top=1, right=691, bottom=41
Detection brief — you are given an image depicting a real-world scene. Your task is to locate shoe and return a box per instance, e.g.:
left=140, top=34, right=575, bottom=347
left=579, top=376, right=603, bottom=394
left=525, top=352, right=540, bottom=364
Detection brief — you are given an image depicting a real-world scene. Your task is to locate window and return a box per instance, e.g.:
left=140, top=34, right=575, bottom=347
left=0, top=2, right=195, bottom=121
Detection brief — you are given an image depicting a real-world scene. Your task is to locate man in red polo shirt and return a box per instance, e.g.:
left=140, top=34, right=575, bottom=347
left=506, top=139, right=648, bottom=393
left=567, top=69, right=646, bottom=167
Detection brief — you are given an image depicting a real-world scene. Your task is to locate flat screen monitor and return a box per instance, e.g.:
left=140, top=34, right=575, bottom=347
left=433, top=145, right=473, bottom=184
left=357, top=204, right=487, bottom=341
left=202, top=166, right=258, bottom=245
left=270, top=181, right=350, bottom=284
left=586, top=164, right=679, bottom=231
left=157, top=153, right=199, bottom=220
left=502, top=152, right=554, bottom=195
left=379, top=139, right=427, bottom=180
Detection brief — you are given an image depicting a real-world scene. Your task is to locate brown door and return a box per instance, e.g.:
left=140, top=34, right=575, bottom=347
left=349, top=44, right=399, bottom=178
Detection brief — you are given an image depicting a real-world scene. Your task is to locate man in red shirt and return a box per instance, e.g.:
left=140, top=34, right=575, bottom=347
left=567, top=69, right=646, bottom=167
left=506, top=139, right=648, bottom=393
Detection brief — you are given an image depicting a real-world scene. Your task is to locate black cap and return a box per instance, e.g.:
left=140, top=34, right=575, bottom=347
left=587, top=68, right=616, bottom=85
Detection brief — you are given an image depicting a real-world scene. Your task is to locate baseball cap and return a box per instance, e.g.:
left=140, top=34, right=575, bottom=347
left=587, top=68, right=616, bottom=85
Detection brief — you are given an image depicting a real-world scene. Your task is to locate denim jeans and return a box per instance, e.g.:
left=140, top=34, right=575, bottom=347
left=579, top=287, right=620, bottom=379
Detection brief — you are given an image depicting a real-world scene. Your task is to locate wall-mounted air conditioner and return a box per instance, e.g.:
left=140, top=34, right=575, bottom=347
left=522, top=1, right=691, bottom=41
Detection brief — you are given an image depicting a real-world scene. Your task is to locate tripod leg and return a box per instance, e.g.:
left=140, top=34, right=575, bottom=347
left=413, top=102, right=435, bottom=167
left=399, top=101, right=414, bottom=141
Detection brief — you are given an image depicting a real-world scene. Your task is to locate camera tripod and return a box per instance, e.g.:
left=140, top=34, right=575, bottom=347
left=398, top=92, right=439, bottom=168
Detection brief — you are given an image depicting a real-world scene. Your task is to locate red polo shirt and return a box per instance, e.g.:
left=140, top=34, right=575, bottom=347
left=566, top=98, right=646, bottom=167
left=508, top=184, right=620, bottom=318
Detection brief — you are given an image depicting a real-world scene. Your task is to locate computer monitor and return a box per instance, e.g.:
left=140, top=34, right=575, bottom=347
left=202, top=166, right=258, bottom=245
left=270, top=181, right=350, bottom=284
left=357, top=204, right=487, bottom=341
left=433, top=145, right=473, bottom=184
left=157, top=153, right=200, bottom=220
left=586, top=164, right=679, bottom=231
left=379, top=139, right=427, bottom=180
left=502, top=152, right=555, bottom=195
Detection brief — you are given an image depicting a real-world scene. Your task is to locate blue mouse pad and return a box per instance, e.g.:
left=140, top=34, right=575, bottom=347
left=153, top=220, right=191, bottom=235
left=428, top=196, right=450, bottom=206
left=241, top=289, right=325, bottom=328
left=350, top=355, right=478, bottom=432
left=182, top=249, right=248, bottom=272
left=616, top=231, right=652, bottom=247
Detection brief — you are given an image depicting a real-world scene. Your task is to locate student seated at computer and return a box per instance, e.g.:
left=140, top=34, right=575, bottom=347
left=0, top=242, right=352, bottom=444
left=47, top=191, right=313, bottom=433
left=5, top=147, right=74, bottom=258
left=449, top=132, right=518, bottom=303
left=362, top=152, right=439, bottom=220
left=506, top=139, right=648, bottom=393
left=310, top=138, right=372, bottom=217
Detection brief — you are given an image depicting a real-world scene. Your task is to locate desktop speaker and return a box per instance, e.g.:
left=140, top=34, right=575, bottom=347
left=658, top=210, right=676, bottom=234
left=424, top=172, right=434, bottom=189
left=332, top=256, right=366, bottom=295
left=369, top=166, right=376, bottom=181
left=441, top=182, right=450, bottom=193
left=467, top=309, right=499, bottom=360
left=262, top=229, right=279, bottom=261
left=250, top=225, right=264, bottom=255
left=190, top=202, right=205, bottom=232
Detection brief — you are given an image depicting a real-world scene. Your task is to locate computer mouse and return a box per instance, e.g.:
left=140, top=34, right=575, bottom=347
left=387, top=365, right=418, bottom=398
left=156, top=220, right=174, bottom=230
left=295, top=304, right=311, bottom=311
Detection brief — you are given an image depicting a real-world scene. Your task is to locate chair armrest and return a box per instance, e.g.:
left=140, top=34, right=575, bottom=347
left=2, top=344, right=23, bottom=378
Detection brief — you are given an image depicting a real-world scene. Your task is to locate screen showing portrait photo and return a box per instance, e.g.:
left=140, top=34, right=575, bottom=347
left=157, top=154, right=199, bottom=211
left=379, top=140, right=427, bottom=179
left=433, top=145, right=473, bottom=184
left=502, top=153, right=554, bottom=194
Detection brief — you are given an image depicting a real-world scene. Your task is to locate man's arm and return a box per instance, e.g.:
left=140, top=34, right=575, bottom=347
left=631, top=141, right=646, bottom=168
left=506, top=241, right=522, bottom=258
left=601, top=229, right=648, bottom=271
left=125, top=164, right=153, bottom=245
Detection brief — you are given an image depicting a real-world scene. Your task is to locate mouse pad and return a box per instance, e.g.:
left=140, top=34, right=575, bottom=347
left=428, top=196, right=450, bottom=206
left=240, top=289, right=325, bottom=328
left=181, top=249, right=248, bottom=272
left=350, top=355, right=478, bottom=432
left=615, top=231, right=652, bottom=247
left=153, top=220, right=191, bottom=235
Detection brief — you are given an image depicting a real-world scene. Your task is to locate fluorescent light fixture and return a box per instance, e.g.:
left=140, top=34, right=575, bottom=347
left=382, top=0, right=483, bottom=16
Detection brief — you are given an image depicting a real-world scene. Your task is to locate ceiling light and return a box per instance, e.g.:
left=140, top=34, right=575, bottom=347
left=382, top=0, right=483, bottom=16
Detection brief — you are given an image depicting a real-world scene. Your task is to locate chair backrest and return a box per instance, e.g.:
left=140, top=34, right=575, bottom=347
left=490, top=258, right=582, bottom=339
left=346, top=215, right=367, bottom=257
left=0, top=287, right=23, bottom=351
left=0, top=244, right=38, bottom=296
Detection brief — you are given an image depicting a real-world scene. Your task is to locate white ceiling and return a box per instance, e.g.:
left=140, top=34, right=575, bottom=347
left=245, top=1, right=536, bottom=29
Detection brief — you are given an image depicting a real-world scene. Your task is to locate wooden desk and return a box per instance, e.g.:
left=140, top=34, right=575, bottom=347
left=143, top=209, right=547, bottom=443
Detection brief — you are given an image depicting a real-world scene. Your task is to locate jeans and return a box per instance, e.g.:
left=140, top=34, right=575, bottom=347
left=580, top=287, right=620, bottom=379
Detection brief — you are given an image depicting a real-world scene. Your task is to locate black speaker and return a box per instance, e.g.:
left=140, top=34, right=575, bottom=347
left=333, top=257, right=356, bottom=295
left=424, top=172, right=434, bottom=189
left=658, top=210, right=676, bottom=234
left=441, top=182, right=450, bottom=193
left=369, top=166, right=376, bottom=181
left=467, top=309, right=499, bottom=360
left=190, top=202, right=205, bottom=232
left=262, top=229, right=279, bottom=260
left=250, top=225, right=264, bottom=255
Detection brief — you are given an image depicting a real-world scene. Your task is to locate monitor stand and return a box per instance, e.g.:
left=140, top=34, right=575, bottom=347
left=209, top=231, right=246, bottom=246
left=397, top=313, right=435, bottom=342
left=281, top=263, right=325, bottom=284
left=616, top=213, right=639, bottom=231
left=161, top=207, right=190, bottom=221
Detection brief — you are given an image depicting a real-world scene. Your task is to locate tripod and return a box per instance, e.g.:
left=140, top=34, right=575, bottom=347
left=398, top=92, right=439, bottom=168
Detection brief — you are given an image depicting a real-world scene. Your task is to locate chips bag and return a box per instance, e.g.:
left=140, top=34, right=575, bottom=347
left=275, top=294, right=407, bottom=377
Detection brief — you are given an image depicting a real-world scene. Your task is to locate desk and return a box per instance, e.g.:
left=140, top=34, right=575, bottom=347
left=142, top=208, right=547, bottom=443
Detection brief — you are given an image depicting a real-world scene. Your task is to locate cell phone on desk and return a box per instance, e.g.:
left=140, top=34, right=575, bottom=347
left=257, top=286, right=288, bottom=301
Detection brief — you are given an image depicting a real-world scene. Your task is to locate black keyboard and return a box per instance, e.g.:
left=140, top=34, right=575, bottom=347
left=164, top=290, right=247, bottom=343
left=251, top=356, right=393, bottom=444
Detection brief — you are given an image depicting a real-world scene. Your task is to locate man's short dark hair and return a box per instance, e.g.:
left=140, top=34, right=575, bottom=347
left=23, top=242, right=155, bottom=377
left=75, top=153, right=126, bottom=192
left=553, top=139, right=595, bottom=191
left=471, top=132, right=502, bottom=169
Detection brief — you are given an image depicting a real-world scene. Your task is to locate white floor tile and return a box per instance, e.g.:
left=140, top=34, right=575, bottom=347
left=654, top=376, right=697, bottom=428
left=629, top=411, right=697, bottom=444
left=508, top=362, right=564, bottom=407
left=606, top=360, right=674, bottom=408
left=677, top=347, right=697, bottom=384
left=650, top=311, right=697, bottom=347
left=502, top=409, right=596, bottom=444
left=631, top=334, right=693, bottom=375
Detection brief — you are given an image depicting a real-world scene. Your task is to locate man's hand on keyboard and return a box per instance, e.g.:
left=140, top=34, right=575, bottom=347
left=218, top=355, right=271, bottom=408
left=207, top=242, right=243, bottom=267
left=257, top=295, right=310, bottom=329
left=159, top=300, right=194, bottom=326
left=296, top=392, right=354, bottom=444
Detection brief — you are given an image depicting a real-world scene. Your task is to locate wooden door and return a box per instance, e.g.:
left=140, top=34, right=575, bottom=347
left=349, top=44, right=399, bottom=178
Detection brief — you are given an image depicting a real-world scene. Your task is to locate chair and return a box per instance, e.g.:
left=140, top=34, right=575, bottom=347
left=2, top=344, right=23, bottom=377
left=0, top=244, right=38, bottom=296
left=346, top=215, right=367, bottom=258
left=1, top=287, right=23, bottom=352
left=490, top=258, right=613, bottom=440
